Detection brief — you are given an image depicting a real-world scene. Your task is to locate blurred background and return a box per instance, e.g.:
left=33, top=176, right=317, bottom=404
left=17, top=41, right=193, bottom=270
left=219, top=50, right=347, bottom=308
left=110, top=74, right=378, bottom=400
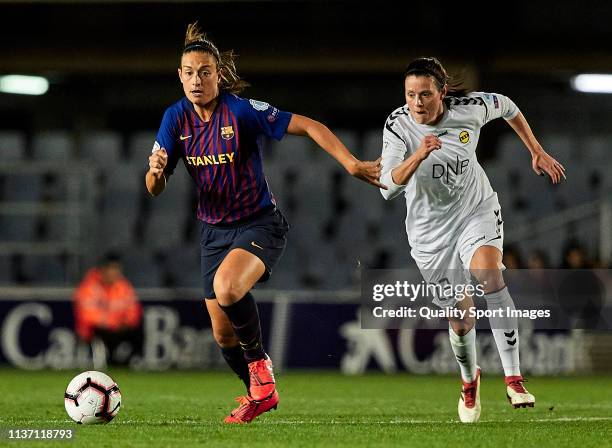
left=0, top=0, right=610, bottom=373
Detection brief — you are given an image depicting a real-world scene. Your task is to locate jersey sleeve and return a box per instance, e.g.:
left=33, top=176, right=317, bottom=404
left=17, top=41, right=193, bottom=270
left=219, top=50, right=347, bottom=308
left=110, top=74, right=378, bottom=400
left=153, top=107, right=181, bottom=176
left=239, top=98, right=292, bottom=141
left=477, top=92, right=520, bottom=126
left=380, top=114, right=409, bottom=200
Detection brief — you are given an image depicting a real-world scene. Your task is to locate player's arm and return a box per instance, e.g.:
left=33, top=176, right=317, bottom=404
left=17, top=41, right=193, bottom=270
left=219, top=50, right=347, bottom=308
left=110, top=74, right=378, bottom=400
left=146, top=106, right=181, bottom=196
left=287, top=114, right=386, bottom=189
left=481, top=92, right=565, bottom=184
left=506, top=112, right=566, bottom=184
left=145, top=148, right=168, bottom=196
left=388, top=136, right=441, bottom=185
left=380, top=121, right=441, bottom=200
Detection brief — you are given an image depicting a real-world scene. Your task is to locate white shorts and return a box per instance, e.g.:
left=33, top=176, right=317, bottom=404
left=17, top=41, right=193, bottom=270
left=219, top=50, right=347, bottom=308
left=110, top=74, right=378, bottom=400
left=411, top=202, right=504, bottom=308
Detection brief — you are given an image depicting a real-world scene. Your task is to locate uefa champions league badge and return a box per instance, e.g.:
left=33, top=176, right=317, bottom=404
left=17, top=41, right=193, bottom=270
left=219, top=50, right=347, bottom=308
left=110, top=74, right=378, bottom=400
left=249, top=100, right=270, bottom=112
left=249, top=99, right=270, bottom=111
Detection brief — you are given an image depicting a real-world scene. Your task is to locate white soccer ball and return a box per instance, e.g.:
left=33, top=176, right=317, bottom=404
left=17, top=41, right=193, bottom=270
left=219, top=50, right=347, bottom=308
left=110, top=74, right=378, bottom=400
left=64, top=371, right=121, bottom=424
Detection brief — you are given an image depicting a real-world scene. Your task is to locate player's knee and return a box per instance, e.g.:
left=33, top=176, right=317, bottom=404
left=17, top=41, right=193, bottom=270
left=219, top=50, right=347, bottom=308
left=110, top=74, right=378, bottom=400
left=471, top=268, right=505, bottom=293
left=213, top=274, right=244, bottom=304
left=477, top=272, right=505, bottom=293
left=453, top=327, right=469, bottom=337
left=450, top=318, right=474, bottom=336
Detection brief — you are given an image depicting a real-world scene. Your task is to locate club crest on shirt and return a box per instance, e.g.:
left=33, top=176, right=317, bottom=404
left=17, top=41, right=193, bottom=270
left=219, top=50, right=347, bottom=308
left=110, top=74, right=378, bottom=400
left=221, top=126, right=235, bottom=140
left=249, top=99, right=270, bottom=111
left=459, top=130, right=470, bottom=144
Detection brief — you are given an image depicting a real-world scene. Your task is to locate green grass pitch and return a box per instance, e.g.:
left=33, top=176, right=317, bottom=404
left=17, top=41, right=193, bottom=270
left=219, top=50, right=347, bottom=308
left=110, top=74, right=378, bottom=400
left=1, top=369, right=611, bottom=447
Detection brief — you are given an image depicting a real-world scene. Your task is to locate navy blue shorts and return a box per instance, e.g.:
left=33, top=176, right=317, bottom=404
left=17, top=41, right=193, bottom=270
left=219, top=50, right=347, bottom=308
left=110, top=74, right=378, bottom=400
left=200, top=207, right=289, bottom=299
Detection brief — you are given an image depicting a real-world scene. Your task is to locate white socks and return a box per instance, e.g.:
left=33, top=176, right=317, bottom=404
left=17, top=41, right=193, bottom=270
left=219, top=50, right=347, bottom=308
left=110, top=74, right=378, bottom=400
left=448, top=286, right=521, bottom=379
left=485, top=287, right=521, bottom=377
left=448, top=326, right=477, bottom=382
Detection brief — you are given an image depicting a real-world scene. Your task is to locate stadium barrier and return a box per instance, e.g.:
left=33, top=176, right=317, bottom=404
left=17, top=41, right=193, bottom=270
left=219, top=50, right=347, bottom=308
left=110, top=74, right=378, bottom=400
left=0, top=287, right=598, bottom=374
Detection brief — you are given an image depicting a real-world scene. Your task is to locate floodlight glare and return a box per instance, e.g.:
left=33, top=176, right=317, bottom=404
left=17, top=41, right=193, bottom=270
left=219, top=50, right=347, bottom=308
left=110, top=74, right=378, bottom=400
left=570, top=74, right=612, bottom=94
left=0, top=75, right=49, bottom=95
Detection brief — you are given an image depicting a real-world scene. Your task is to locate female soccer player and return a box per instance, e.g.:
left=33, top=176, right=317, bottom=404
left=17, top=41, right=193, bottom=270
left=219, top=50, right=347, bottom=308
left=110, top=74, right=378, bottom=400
left=379, top=57, right=565, bottom=423
left=145, top=23, right=384, bottom=424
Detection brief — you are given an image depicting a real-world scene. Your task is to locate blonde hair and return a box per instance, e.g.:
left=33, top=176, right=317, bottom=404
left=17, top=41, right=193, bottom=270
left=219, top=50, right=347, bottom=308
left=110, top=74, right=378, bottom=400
left=184, top=22, right=206, bottom=46
left=182, top=22, right=249, bottom=95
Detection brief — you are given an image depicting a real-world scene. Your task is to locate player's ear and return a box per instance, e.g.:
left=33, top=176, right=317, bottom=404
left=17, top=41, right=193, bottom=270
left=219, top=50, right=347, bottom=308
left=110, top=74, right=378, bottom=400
left=177, top=68, right=182, bottom=81
left=440, top=84, right=448, bottom=99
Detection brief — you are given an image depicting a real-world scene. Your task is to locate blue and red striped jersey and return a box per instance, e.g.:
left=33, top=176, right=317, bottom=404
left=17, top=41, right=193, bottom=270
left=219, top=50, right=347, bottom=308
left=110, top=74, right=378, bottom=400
left=153, top=92, right=292, bottom=224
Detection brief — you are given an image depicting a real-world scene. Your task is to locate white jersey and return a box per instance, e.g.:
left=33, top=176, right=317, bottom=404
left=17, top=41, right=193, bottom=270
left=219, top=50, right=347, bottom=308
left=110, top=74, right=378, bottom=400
left=380, top=92, right=519, bottom=252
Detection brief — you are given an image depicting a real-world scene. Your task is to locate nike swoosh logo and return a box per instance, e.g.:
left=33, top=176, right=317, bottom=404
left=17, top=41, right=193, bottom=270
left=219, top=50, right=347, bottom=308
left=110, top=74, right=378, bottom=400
left=251, top=241, right=264, bottom=250
left=179, top=135, right=192, bottom=141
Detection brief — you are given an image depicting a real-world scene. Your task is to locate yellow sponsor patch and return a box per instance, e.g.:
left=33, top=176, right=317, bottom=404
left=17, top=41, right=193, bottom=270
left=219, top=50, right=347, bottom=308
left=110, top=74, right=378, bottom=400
left=186, top=152, right=235, bottom=166
left=459, top=130, right=470, bottom=144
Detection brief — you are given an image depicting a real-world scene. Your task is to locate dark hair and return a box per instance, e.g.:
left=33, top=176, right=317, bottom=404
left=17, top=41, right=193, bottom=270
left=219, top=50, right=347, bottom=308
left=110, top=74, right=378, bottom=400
left=404, top=56, right=468, bottom=97
left=182, top=22, right=249, bottom=95
left=100, top=251, right=121, bottom=267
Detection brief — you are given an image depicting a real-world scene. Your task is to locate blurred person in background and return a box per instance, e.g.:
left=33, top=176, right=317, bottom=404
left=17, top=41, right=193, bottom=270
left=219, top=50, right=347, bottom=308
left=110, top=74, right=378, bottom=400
left=527, top=249, right=550, bottom=269
left=145, top=22, right=384, bottom=424
left=523, top=249, right=557, bottom=323
left=561, top=238, right=592, bottom=269
left=558, top=239, right=604, bottom=328
left=502, top=244, right=524, bottom=269
left=73, top=252, right=143, bottom=369
left=379, top=56, right=565, bottom=422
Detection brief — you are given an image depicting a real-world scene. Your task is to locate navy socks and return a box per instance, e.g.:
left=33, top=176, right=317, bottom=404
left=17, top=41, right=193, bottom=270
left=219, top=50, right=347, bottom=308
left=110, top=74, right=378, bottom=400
left=219, top=293, right=266, bottom=363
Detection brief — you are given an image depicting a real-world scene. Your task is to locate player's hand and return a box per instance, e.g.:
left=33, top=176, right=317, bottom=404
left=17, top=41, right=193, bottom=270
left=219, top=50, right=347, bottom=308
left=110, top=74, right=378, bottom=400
left=415, top=135, right=442, bottom=161
left=148, top=148, right=168, bottom=177
left=348, top=157, right=388, bottom=190
left=531, top=149, right=566, bottom=184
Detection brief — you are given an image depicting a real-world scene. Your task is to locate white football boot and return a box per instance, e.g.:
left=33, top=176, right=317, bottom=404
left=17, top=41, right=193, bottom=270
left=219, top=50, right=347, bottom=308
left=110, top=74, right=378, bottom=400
left=505, top=376, right=535, bottom=408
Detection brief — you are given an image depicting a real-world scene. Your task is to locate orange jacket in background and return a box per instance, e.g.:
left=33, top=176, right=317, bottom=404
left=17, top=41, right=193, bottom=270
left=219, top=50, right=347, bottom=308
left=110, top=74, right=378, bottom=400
left=73, top=268, right=142, bottom=342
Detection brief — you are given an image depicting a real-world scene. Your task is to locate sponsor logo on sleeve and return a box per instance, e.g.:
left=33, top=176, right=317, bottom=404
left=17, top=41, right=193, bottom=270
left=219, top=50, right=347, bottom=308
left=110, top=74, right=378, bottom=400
left=493, top=95, right=499, bottom=109
left=267, top=107, right=279, bottom=123
left=249, top=99, right=270, bottom=111
left=468, top=235, right=486, bottom=248
left=459, top=130, right=470, bottom=144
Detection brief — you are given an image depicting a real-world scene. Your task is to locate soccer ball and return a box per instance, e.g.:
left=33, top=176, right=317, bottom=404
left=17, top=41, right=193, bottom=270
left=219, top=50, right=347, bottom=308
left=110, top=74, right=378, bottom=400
left=64, top=371, right=121, bottom=424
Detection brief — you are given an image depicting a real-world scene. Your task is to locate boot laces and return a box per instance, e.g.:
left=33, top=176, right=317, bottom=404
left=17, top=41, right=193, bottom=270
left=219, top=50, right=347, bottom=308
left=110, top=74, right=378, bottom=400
left=462, top=381, right=477, bottom=408
left=230, top=395, right=257, bottom=421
